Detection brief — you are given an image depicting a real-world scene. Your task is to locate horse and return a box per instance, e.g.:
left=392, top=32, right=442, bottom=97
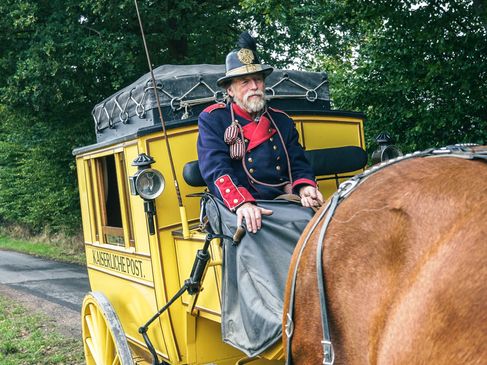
left=283, top=149, right=487, bottom=364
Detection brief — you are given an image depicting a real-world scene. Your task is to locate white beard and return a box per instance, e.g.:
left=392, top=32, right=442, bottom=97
left=234, top=90, right=266, bottom=114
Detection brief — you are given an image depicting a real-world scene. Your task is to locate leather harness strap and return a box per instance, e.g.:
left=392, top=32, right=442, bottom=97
left=284, top=144, right=487, bottom=365
left=285, top=195, right=334, bottom=364
left=315, top=192, right=341, bottom=364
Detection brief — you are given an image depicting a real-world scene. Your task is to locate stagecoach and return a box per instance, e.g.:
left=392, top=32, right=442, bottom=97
left=73, top=64, right=369, bottom=365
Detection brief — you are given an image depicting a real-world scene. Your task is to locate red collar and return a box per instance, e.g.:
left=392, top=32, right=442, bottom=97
left=232, top=103, right=276, bottom=151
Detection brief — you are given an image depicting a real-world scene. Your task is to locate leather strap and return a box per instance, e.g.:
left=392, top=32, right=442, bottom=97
left=315, top=193, right=340, bottom=364
left=285, top=199, right=334, bottom=364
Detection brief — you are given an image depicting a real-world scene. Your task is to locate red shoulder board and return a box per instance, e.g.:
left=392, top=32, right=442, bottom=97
left=269, top=107, right=291, bottom=118
left=203, top=103, right=226, bottom=113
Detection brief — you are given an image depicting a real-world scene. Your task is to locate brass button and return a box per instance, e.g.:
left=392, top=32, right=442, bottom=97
left=248, top=157, right=253, bottom=163
left=225, top=188, right=231, bottom=193
left=249, top=168, right=255, bottom=174
left=276, top=156, right=281, bottom=160
left=276, top=165, right=281, bottom=171
left=269, top=137, right=273, bottom=142
left=233, top=199, right=239, bottom=204
left=268, top=128, right=272, bottom=133
left=219, top=178, right=225, bottom=183
left=245, top=139, right=249, bottom=143
left=273, top=145, right=278, bottom=150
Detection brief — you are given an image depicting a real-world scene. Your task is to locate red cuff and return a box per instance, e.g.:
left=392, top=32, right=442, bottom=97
left=292, top=178, right=317, bottom=189
left=214, top=174, right=256, bottom=210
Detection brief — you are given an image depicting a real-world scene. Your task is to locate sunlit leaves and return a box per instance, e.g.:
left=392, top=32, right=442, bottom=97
left=242, top=0, right=487, bottom=151
left=0, top=0, right=242, bottom=233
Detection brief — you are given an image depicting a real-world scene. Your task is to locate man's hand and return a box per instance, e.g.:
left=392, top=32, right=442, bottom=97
left=236, top=202, right=273, bottom=233
left=299, top=185, right=324, bottom=208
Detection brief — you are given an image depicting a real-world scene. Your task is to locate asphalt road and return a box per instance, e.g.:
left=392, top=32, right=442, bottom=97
left=0, top=250, right=90, bottom=312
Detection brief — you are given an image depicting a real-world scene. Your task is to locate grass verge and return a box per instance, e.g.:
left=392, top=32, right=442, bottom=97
left=0, top=295, right=84, bottom=365
left=0, top=233, right=85, bottom=266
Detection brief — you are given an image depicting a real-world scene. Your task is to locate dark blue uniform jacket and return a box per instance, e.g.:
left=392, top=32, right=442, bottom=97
left=197, top=102, right=316, bottom=210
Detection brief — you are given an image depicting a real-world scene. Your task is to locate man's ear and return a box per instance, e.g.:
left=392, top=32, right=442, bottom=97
left=227, top=86, right=234, bottom=98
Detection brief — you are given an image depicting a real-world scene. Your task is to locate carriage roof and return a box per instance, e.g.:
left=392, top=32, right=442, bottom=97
left=74, top=64, right=342, bottom=155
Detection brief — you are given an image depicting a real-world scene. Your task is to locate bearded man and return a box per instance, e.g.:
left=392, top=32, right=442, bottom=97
left=197, top=32, right=323, bottom=233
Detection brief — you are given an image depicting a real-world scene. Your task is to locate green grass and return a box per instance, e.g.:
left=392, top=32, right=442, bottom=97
left=0, top=295, right=84, bottom=365
left=0, top=234, right=86, bottom=266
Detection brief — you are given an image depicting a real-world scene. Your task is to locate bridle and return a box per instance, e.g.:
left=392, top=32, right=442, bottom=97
left=284, top=144, right=487, bottom=365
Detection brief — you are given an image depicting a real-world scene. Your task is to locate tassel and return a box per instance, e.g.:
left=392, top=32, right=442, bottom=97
left=230, top=138, right=245, bottom=160
left=224, top=122, right=239, bottom=144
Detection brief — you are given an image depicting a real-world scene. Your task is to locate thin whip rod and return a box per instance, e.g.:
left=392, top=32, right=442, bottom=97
left=134, top=0, right=183, bottom=207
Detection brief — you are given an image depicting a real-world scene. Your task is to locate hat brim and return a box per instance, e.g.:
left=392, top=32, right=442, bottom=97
left=217, top=65, right=273, bottom=87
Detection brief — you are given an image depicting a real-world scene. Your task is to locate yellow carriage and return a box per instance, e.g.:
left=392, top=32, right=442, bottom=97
left=73, top=64, right=367, bottom=365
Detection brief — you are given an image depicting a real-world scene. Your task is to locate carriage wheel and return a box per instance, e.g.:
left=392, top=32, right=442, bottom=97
left=82, top=292, right=133, bottom=365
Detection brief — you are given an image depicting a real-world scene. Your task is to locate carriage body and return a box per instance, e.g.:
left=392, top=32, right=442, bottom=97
left=74, top=65, right=366, bottom=364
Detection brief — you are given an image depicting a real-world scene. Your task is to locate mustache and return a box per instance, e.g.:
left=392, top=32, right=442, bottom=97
left=244, top=90, right=265, bottom=101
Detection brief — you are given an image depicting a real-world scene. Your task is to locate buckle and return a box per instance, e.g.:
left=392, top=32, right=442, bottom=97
left=321, top=340, right=335, bottom=365
left=285, top=313, right=294, bottom=338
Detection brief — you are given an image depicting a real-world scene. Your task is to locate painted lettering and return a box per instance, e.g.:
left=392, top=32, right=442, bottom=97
left=91, top=249, right=145, bottom=279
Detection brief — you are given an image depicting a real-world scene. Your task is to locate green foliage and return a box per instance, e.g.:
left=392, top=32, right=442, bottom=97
left=242, top=0, right=487, bottom=152
left=0, top=0, right=485, bottom=234
left=0, top=0, right=243, bottom=234
left=0, top=295, right=84, bottom=364
left=0, top=233, right=85, bottom=265
left=0, top=108, right=86, bottom=234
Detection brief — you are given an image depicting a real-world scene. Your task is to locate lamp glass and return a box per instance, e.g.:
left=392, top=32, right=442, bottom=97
left=135, top=169, right=165, bottom=200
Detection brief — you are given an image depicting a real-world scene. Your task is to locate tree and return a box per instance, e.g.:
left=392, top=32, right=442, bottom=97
left=1, top=0, right=485, bottom=234
left=0, top=0, right=243, bottom=233
left=241, top=0, right=487, bottom=152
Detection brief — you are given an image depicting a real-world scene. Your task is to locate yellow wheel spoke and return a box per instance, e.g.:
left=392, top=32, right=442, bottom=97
left=85, top=313, right=100, bottom=364
left=85, top=314, right=95, bottom=339
left=86, top=337, right=103, bottom=365
left=85, top=309, right=105, bottom=364
left=82, top=293, right=132, bottom=365
left=94, top=309, right=106, bottom=359
left=112, top=353, right=121, bottom=365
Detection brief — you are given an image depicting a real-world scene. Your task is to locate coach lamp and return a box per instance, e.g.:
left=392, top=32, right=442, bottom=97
left=129, top=153, right=165, bottom=235
left=371, top=131, right=403, bottom=165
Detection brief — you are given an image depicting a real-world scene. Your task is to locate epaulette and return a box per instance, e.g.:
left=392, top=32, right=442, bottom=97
left=203, top=103, right=226, bottom=113
left=269, top=107, right=291, bottom=118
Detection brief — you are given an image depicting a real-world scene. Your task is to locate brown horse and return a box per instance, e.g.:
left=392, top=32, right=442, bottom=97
left=283, top=153, right=487, bottom=364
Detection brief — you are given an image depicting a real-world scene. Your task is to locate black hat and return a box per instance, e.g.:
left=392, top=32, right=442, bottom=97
left=217, top=31, right=273, bottom=87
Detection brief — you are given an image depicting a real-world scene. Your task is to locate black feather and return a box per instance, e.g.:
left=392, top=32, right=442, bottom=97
left=237, top=31, right=257, bottom=51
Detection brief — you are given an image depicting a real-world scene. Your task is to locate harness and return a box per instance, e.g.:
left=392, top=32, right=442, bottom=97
left=284, top=144, right=487, bottom=365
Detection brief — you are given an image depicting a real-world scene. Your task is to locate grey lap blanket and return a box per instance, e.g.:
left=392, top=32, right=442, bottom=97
left=204, top=196, right=314, bottom=357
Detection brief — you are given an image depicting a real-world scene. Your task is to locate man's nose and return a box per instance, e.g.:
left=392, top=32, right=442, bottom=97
left=249, top=79, right=259, bottom=89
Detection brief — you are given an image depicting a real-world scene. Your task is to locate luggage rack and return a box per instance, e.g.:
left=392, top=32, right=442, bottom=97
left=91, top=64, right=330, bottom=142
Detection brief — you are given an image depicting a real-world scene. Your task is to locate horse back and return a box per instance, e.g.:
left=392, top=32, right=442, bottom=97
left=284, top=156, right=487, bottom=365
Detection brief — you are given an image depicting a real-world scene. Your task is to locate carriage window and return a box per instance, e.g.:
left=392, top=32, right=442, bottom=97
left=91, top=153, right=133, bottom=247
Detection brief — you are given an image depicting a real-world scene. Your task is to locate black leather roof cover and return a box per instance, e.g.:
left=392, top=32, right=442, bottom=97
left=91, top=64, right=329, bottom=143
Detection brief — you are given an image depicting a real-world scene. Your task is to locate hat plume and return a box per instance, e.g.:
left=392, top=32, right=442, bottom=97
left=237, top=31, right=257, bottom=51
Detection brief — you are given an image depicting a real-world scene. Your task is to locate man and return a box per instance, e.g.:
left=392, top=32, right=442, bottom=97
left=197, top=31, right=323, bottom=233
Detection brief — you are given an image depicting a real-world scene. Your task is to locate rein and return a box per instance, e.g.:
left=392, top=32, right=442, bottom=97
left=284, top=144, right=487, bottom=365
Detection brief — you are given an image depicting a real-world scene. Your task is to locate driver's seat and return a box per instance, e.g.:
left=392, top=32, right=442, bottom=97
left=183, top=146, right=368, bottom=188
